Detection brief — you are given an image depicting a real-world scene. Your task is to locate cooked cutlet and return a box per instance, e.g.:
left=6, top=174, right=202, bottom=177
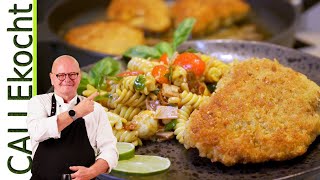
left=184, top=58, right=320, bottom=166
left=107, top=0, right=171, bottom=33
left=64, top=21, right=145, bottom=55
left=171, top=0, right=250, bottom=36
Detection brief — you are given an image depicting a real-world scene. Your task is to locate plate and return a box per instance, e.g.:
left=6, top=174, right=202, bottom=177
left=104, top=40, right=320, bottom=180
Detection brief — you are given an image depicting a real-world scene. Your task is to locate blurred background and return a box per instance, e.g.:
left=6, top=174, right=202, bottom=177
left=37, top=0, right=320, bottom=94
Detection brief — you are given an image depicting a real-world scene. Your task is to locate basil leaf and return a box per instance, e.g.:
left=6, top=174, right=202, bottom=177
left=134, top=75, right=146, bottom=91
left=89, top=57, right=121, bottom=87
left=77, top=71, right=92, bottom=95
left=172, top=18, right=196, bottom=51
left=123, top=45, right=162, bottom=59
left=155, top=42, right=174, bottom=57
left=97, top=76, right=105, bottom=89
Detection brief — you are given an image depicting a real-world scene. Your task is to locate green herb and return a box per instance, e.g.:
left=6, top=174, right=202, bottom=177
left=89, top=57, right=121, bottom=87
left=123, top=18, right=196, bottom=59
left=78, top=72, right=93, bottom=95
left=134, top=75, right=146, bottom=91
left=123, top=45, right=162, bottom=59
left=155, top=42, right=174, bottom=57
left=164, top=119, right=177, bottom=131
left=77, top=57, right=121, bottom=95
left=172, top=18, right=196, bottom=51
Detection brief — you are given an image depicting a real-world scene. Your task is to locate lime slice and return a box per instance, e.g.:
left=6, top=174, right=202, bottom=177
left=116, top=142, right=135, bottom=160
left=112, top=155, right=171, bottom=176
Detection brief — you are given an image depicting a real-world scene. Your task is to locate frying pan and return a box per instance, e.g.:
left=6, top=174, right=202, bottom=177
left=38, top=0, right=298, bottom=66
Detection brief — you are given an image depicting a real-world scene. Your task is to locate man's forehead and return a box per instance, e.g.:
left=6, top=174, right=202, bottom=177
left=52, top=55, right=80, bottom=72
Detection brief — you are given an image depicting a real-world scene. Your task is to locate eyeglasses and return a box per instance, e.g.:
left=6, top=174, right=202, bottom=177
left=52, top=72, right=79, bottom=81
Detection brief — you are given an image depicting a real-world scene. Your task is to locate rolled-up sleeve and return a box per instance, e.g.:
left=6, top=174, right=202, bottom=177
left=95, top=105, right=119, bottom=173
left=26, top=96, right=60, bottom=142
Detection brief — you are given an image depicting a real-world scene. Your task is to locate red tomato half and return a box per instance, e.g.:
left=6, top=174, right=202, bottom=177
left=159, top=53, right=169, bottom=65
left=152, top=65, right=169, bottom=84
left=173, top=52, right=205, bottom=76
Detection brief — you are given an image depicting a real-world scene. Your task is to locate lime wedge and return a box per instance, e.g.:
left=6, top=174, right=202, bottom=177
left=116, top=142, right=135, bottom=160
left=112, top=155, right=171, bottom=176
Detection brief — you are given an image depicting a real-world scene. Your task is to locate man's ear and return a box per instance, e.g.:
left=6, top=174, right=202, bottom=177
left=49, top=73, right=54, bottom=86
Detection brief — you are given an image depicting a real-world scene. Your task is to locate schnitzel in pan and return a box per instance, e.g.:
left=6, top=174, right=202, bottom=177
left=64, top=21, right=145, bottom=55
left=171, top=0, right=250, bottom=36
left=107, top=0, right=171, bottom=33
left=184, top=58, right=320, bottom=166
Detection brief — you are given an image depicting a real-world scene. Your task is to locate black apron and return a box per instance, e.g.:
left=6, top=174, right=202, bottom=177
left=31, top=95, right=95, bottom=180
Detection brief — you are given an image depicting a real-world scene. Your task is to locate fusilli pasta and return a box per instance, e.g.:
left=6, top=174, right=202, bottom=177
left=174, top=105, right=193, bottom=144
left=127, top=57, right=160, bottom=73
left=179, top=90, right=210, bottom=109
left=111, top=104, right=141, bottom=121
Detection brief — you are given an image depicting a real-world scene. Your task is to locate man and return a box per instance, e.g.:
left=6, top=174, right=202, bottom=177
left=27, top=55, right=118, bottom=180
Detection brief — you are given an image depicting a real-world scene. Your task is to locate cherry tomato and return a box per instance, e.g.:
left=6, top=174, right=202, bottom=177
left=173, top=52, right=205, bottom=76
left=152, top=65, right=169, bottom=84
left=117, top=70, right=144, bottom=77
left=160, top=53, right=169, bottom=65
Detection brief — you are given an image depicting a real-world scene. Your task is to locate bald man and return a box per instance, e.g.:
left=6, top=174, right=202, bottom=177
left=27, top=55, right=118, bottom=180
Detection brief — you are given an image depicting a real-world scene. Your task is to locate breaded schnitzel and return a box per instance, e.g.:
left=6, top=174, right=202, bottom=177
left=107, top=0, right=171, bottom=33
left=64, top=21, right=144, bottom=55
left=184, top=58, right=320, bottom=166
left=171, top=0, right=250, bottom=36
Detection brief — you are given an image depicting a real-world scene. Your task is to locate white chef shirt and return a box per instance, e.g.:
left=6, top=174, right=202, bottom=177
left=26, top=93, right=118, bottom=172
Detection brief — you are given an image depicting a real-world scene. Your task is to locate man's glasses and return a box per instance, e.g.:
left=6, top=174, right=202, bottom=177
left=52, top=72, right=79, bottom=81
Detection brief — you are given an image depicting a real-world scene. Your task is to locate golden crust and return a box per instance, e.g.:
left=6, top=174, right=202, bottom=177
left=184, top=58, right=320, bottom=166
left=107, top=0, right=171, bottom=33
left=64, top=21, right=145, bottom=55
left=171, top=0, right=250, bottom=36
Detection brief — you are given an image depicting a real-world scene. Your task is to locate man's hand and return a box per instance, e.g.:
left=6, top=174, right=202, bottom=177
left=57, top=92, right=99, bottom=132
left=70, top=159, right=110, bottom=180
left=74, top=92, right=99, bottom=118
left=70, top=166, right=95, bottom=180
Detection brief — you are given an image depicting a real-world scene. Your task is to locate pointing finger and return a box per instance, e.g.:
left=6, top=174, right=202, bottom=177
left=69, top=166, right=80, bottom=171
left=87, top=91, right=99, bottom=101
left=70, top=173, right=76, bottom=179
